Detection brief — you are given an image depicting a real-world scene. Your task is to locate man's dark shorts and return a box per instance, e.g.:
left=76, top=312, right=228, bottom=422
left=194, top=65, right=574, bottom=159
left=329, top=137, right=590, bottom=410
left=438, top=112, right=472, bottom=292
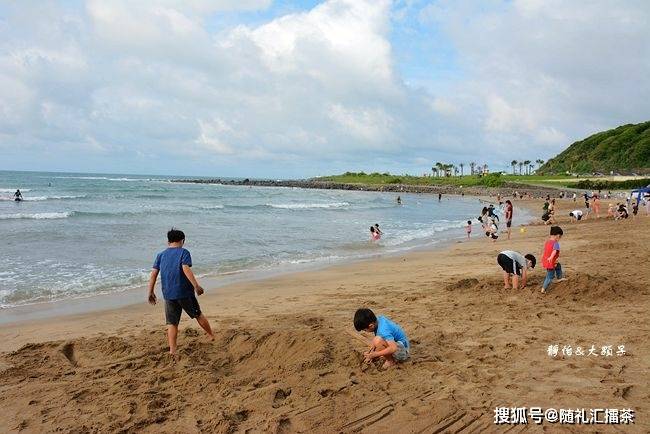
left=506, top=220, right=512, bottom=228
left=497, top=253, right=522, bottom=276
left=165, top=296, right=202, bottom=325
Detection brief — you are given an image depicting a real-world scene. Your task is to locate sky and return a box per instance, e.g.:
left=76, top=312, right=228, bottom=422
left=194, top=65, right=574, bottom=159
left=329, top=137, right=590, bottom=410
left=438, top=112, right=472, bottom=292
left=1, top=0, right=649, bottom=178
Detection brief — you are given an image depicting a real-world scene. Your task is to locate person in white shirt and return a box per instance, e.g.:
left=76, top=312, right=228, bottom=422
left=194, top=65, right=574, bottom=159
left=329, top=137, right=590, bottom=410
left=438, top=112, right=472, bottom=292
left=569, top=209, right=583, bottom=222
left=496, top=250, right=536, bottom=289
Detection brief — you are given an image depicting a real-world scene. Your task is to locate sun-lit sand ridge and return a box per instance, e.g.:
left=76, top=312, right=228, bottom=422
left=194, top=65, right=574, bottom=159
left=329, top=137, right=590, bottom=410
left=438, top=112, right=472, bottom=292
left=0, top=199, right=648, bottom=433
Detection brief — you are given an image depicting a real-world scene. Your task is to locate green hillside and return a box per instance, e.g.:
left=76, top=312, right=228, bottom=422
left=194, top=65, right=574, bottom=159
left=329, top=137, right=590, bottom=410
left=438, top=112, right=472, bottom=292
left=540, top=121, right=650, bottom=174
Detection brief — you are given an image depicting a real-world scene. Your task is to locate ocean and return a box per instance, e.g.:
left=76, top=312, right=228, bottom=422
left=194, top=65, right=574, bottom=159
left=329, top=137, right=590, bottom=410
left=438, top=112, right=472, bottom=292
left=0, top=170, right=530, bottom=309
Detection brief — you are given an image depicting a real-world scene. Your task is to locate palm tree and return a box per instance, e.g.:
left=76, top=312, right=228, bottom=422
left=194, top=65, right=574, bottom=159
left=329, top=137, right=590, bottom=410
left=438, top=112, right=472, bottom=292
left=470, top=161, right=476, bottom=175
left=483, top=163, right=488, bottom=174
left=529, top=163, right=535, bottom=175
left=518, top=161, right=524, bottom=175
left=523, top=160, right=531, bottom=175
left=536, top=159, right=544, bottom=170
left=459, top=163, right=464, bottom=176
left=431, top=166, right=438, bottom=177
left=435, top=162, right=444, bottom=177
left=511, top=160, right=518, bottom=175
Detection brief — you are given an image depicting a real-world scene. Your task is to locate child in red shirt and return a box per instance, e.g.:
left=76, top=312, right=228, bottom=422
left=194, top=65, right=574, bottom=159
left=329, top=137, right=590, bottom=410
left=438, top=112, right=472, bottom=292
left=541, top=226, right=565, bottom=293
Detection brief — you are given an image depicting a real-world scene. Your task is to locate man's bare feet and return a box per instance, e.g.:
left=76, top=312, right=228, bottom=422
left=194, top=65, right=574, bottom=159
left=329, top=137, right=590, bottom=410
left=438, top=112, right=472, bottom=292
left=556, top=278, right=567, bottom=282
left=540, top=288, right=547, bottom=294
left=382, top=359, right=396, bottom=369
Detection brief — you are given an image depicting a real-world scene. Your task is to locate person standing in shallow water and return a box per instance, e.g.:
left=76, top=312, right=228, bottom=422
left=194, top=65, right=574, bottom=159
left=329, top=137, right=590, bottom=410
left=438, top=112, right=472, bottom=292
left=14, top=189, right=22, bottom=201
left=438, top=193, right=442, bottom=202
left=504, top=200, right=513, bottom=240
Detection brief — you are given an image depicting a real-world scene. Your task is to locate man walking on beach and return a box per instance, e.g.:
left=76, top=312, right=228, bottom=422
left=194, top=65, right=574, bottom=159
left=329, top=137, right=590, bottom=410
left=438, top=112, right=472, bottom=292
left=148, top=228, right=214, bottom=356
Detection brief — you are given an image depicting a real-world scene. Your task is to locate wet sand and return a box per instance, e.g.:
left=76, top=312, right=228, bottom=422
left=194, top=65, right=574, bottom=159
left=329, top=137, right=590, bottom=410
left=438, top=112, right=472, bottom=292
left=1, top=199, right=648, bottom=433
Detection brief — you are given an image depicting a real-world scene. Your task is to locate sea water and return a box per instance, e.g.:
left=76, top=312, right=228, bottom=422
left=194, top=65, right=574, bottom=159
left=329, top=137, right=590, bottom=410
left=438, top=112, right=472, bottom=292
left=0, top=170, right=531, bottom=309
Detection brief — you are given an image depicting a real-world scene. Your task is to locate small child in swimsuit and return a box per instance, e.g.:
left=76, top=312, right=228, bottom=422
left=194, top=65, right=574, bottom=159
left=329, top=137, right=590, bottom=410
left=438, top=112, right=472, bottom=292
left=466, top=220, right=472, bottom=239
left=370, top=226, right=381, bottom=241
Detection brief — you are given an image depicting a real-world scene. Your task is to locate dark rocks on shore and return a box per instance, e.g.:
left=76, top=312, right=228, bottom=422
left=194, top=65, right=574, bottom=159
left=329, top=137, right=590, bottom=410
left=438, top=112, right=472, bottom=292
left=172, top=178, right=561, bottom=197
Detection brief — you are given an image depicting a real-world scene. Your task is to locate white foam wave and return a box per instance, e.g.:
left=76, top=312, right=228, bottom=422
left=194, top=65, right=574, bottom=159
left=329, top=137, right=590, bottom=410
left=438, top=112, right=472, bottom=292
left=54, top=176, right=109, bottom=180
left=0, top=212, right=73, bottom=220
left=380, top=221, right=467, bottom=247
left=53, top=176, right=150, bottom=182
left=199, top=204, right=224, bottom=210
left=267, top=202, right=350, bottom=209
left=0, top=195, right=85, bottom=202
left=0, top=188, right=31, bottom=192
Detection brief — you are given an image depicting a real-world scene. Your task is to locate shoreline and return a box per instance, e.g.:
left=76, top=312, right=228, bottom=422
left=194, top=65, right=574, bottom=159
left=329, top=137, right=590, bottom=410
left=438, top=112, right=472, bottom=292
left=0, top=197, right=537, bottom=326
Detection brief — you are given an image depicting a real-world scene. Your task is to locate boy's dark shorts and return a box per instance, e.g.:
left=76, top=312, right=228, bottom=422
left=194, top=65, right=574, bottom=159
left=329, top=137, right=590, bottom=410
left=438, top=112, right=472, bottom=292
left=497, top=253, right=522, bottom=276
left=506, top=220, right=512, bottom=228
left=165, top=296, right=202, bottom=325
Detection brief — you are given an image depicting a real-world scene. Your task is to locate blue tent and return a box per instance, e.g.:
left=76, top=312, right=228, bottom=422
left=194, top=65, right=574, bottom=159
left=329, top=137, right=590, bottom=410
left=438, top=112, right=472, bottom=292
left=631, top=185, right=650, bottom=206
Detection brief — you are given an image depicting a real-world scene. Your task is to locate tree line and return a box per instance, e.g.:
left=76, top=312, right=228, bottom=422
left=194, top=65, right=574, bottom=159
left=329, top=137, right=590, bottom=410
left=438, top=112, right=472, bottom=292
left=431, top=160, right=545, bottom=177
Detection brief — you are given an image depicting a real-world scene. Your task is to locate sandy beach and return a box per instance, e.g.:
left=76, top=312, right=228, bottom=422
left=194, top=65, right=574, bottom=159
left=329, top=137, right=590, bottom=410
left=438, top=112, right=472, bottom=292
left=1, top=198, right=648, bottom=433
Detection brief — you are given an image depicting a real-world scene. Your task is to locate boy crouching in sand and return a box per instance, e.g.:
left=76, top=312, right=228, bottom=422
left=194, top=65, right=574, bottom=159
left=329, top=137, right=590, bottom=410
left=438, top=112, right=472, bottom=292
left=496, top=250, right=536, bottom=289
left=148, top=228, right=214, bottom=356
left=353, top=308, right=410, bottom=369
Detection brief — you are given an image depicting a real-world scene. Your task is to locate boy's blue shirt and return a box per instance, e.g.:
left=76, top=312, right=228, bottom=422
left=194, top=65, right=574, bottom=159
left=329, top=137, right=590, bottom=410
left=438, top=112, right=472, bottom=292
left=153, top=247, right=194, bottom=300
left=376, top=315, right=409, bottom=348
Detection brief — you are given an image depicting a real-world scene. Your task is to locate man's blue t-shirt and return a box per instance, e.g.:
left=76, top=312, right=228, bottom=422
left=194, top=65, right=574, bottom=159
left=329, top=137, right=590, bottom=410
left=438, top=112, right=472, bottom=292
left=153, top=247, right=194, bottom=300
left=375, top=315, right=409, bottom=348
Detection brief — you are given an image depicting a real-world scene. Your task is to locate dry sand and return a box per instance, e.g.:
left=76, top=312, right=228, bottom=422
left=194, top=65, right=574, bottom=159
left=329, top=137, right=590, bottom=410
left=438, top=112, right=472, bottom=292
left=1, top=199, right=649, bottom=433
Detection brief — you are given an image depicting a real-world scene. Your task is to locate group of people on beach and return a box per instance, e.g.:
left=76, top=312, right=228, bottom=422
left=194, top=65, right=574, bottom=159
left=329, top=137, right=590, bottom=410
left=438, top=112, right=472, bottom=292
left=146, top=187, right=648, bottom=369
left=564, top=190, right=650, bottom=222
left=469, top=200, right=514, bottom=241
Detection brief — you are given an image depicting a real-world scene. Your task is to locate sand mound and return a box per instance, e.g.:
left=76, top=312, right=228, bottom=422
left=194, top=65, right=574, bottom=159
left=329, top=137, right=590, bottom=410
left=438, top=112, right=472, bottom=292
left=2, top=316, right=490, bottom=433
left=542, top=272, right=643, bottom=302
left=445, top=278, right=480, bottom=291
left=443, top=271, right=641, bottom=304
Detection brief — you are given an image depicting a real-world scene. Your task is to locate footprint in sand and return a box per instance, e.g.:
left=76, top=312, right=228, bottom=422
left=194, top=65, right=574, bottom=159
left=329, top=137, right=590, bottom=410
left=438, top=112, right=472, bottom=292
left=273, top=388, right=292, bottom=408
left=60, top=342, right=77, bottom=367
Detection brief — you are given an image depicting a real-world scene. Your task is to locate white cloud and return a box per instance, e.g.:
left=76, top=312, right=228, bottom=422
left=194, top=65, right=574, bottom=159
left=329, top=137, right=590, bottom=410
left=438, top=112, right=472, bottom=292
left=420, top=0, right=650, bottom=165
left=328, top=104, right=395, bottom=144
left=429, top=97, right=458, bottom=116
left=1, top=0, right=649, bottom=176
left=195, top=118, right=236, bottom=155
